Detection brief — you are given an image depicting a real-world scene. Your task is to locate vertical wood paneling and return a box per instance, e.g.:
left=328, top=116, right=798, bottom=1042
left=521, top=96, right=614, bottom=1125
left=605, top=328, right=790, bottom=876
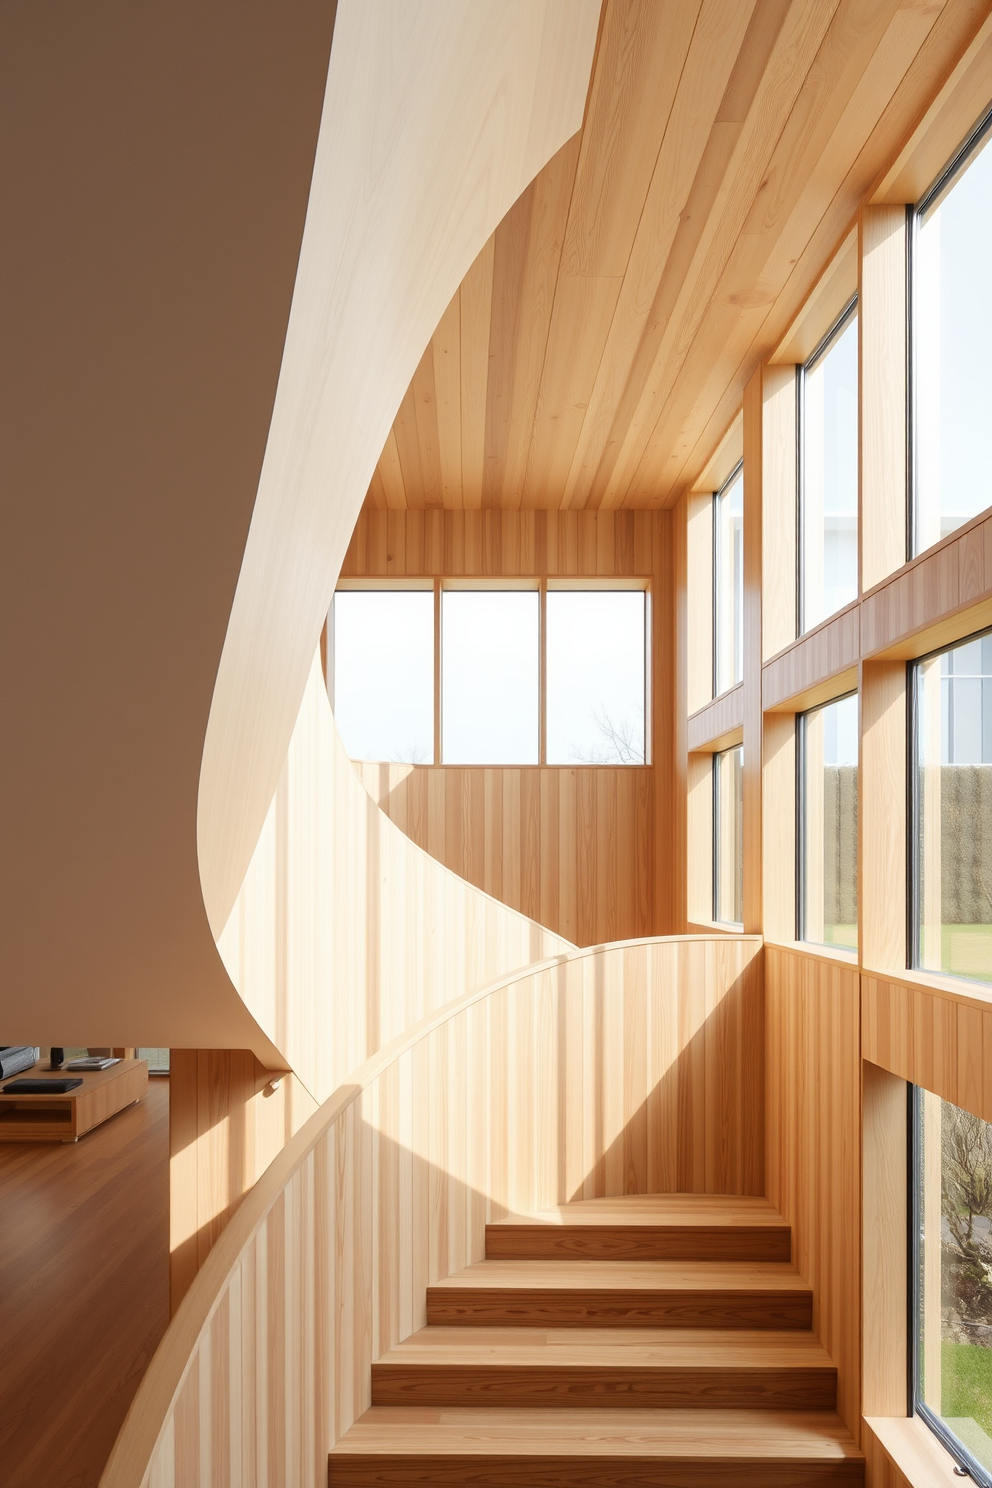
left=107, top=935, right=763, bottom=1488
left=862, top=970, right=992, bottom=1126
left=765, top=944, right=861, bottom=1443
left=341, top=507, right=668, bottom=945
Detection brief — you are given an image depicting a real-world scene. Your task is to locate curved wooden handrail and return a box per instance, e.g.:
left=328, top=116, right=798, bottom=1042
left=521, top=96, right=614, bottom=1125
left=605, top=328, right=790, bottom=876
left=101, top=932, right=763, bottom=1488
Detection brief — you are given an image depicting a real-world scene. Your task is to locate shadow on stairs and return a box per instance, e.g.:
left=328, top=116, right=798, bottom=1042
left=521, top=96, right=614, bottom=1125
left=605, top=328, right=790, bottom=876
left=329, top=1194, right=864, bottom=1485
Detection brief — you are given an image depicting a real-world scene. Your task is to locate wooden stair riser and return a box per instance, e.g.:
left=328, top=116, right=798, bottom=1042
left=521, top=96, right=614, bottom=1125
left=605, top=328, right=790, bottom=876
left=485, top=1225, right=791, bottom=1263
left=426, top=1287, right=813, bottom=1331
left=328, top=1454, right=864, bottom=1486
left=371, top=1363, right=836, bottom=1410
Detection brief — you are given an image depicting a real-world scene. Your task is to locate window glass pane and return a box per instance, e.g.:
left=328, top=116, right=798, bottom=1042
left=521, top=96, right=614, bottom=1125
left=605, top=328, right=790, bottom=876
left=802, top=311, right=859, bottom=630
left=713, top=744, right=743, bottom=925
left=916, top=134, right=992, bottom=553
left=333, top=590, right=434, bottom=763
left=916, top=1090, right=992, bottom=1480
left=546, top=591, right=645, bottom=764
left=801, top=693, right=858, bottom=950
left=442, top=591, right=538, bottom=764
left=915, top=633, right=992, bottom=984
left=714, top=468, right=744, bottom=694
left=137, top=1047, right=170, bottom=1073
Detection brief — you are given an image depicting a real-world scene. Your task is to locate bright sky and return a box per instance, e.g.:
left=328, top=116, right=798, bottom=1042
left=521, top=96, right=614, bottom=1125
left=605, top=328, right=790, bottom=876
left=333, top=590, right=434, bottom=762
left=546, top=591, right=644, bottom=763
left=803, top=312, right=858, bottom=628
left=917, top=133, right=992, bottom=544
left=441, top=591, right=539, bottom=763
left=332, top=588, right=647, bottom=765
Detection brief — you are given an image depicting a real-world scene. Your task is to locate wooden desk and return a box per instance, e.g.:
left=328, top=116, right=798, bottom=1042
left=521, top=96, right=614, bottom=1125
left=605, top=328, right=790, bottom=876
left=0, top=1058, right=149, bottom=1142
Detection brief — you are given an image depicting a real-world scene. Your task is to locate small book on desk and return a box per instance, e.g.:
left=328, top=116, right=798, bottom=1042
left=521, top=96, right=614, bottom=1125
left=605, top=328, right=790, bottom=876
left=66, top=1057, right=119, bottom=1071
left=3, top=1077, right=84, bottom=1094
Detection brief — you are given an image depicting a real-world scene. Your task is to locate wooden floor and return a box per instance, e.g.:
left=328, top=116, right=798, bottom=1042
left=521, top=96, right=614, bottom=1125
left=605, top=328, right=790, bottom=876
left=0, top=1077, right=169, bottom=1488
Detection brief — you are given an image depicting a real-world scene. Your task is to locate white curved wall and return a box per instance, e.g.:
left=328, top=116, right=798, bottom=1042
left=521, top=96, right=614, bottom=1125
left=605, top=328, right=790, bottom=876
left=1, top=1, right=597, bottom=1066
left=198, top=0, right=601, bottom=937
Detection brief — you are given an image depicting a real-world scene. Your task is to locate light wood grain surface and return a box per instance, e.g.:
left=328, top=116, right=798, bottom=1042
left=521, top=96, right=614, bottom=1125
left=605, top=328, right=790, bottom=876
left=198, top=0, right=600, bottom=935
left=100, top=935, right=764, bottom=1487
left=364, top=0, right=988, bottom=515
left=764, top=946, right=862, bottom=1444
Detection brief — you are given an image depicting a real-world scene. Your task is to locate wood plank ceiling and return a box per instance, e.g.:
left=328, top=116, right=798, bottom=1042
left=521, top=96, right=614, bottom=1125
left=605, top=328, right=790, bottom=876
left=366, top=0, right=990, bottom=513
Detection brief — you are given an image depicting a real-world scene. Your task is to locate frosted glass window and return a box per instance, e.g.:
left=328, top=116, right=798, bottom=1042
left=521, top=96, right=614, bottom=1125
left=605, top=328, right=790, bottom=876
left=801, top=308, right=859, bottom=630
left=442, top=591, right=538, bottom=764
left=333, top=590, right=434, bottom=762
left=713, top=744, right=743, bottom=926
left=714, top=466, right=743, bottom=695
left=915, top=126, right=992, bottom=554
left=914, top=631, right=992, bottom=985
left=800, top=693, right=858, bottom=950
left=546, top=591, right=645, bottom=764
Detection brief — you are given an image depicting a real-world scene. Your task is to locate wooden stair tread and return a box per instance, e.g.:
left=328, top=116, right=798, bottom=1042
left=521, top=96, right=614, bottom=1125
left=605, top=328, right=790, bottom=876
left=436, top=1260, right=809, bottom=1291
left=491, top=1196, right=788, bottom=1228
left=377, top=1326, right=834, bottom=1367
left=486, top=1197, right=792, bottom=1261
left=332, top=1405, right=863, bottom=1457
left=371, top=1326, right=838, bottom=1410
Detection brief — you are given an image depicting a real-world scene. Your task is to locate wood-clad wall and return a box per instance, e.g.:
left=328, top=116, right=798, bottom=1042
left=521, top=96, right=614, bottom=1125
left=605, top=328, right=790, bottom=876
left=670, top=38, right=992, bottom=1478
left=104, top=936, right=764, bottom=1488
left=340, top=507, right=675, bottom=943
left=172, top=654, right=572, bottom=1306
left=357, top=763, right=654, bottom=947
left=863, top=972, right=992, bottom=1127
left=217, top=655, right=569, bottom=1108
left=765, top=945, right=862, bottom=1443
left=168, top=1052, right=318, bottom=1311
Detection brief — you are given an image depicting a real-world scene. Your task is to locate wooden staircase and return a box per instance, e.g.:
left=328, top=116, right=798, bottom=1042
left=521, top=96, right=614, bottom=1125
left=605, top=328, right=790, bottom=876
left=329, top=1196, right=864, bottom=1485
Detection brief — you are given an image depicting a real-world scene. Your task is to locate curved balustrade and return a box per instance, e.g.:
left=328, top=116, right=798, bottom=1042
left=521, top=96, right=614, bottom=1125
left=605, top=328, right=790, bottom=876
left=101, top=933, right=762, bottom=1488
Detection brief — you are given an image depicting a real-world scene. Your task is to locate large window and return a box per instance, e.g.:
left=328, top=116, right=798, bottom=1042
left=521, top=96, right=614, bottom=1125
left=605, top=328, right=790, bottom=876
left=441, top=590, right=539, bottom=765
left=714, top=464, right=744, bottom=696
left=913, top=631, right=992, bottom=985
left=713, top=744, right=743, bottom=926
left=914, top=111, right=992, bottom=555
left=332, top=583, right=649, bottom=766
left=798, top=692, right=858, bottom=950
left=546, top=589, right=645, bottom=764
left=800, top=302, right=858, bottom=631
left=913, top=1088, right=992, bottom=1484
left=332, top=588, right=435, bottom=763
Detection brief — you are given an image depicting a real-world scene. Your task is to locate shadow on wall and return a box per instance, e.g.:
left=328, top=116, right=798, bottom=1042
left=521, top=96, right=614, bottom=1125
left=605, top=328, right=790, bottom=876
left=353, top=757, right=657, bottom=948
left=167, top=956, right=765, bottom=1315
left=150, top=980, right=765, bottom=1485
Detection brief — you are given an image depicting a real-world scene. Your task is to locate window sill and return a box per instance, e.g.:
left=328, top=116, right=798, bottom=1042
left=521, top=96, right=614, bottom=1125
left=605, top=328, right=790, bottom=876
left=866, top=1414, right=975, bottom=1488
left=764, top=939, right=858, bottom=967
left=687, top=919, right=745, bottom=936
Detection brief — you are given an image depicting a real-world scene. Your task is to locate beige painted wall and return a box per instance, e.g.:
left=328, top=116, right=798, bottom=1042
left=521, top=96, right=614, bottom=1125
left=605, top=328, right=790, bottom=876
left=1, top=2, right=598, bottom=1066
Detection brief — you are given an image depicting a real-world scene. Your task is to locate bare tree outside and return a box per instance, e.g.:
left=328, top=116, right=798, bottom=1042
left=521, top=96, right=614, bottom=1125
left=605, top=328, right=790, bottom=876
left=942, top=1102, right=992, bottom=1336
left=568, top=704, right=644, bottom=765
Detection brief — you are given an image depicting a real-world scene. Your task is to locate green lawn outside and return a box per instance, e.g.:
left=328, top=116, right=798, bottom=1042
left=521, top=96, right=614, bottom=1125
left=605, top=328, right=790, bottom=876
left=939, top=924, right=992, bottom=983
left=823, top=924, right=857, bottom=951
left=942, top=1340, right=992, bottom=1460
